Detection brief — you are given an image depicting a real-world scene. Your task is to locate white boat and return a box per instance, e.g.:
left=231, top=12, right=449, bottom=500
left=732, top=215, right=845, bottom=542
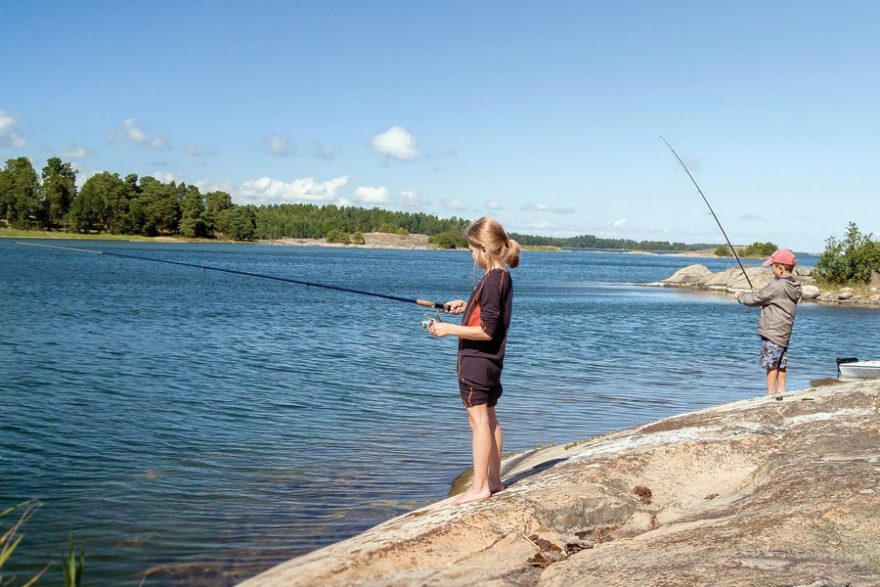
left=837, top=358, right=880, bottom=380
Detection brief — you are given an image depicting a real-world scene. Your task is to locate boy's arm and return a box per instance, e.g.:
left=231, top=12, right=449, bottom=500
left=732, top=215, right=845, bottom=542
left=736, top=282, right=779, bottom=307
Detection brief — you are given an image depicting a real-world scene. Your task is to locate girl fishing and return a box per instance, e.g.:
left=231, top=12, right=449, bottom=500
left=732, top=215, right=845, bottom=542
left=429, top=217, right=520, bottom=505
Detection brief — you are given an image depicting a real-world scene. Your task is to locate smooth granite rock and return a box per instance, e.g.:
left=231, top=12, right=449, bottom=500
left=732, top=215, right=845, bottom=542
left=240, top=381, right=880, bottom=587
left=646, top=265, right=880, bottom=307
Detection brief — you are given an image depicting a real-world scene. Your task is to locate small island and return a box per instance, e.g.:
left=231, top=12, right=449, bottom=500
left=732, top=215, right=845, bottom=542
left=644, top=224, right=880, bottom=308
left=644, top=263, right=880, bottom=307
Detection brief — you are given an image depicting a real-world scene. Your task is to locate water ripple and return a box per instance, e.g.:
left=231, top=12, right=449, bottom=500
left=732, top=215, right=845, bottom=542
left=2, top=241, right=877, bottom=585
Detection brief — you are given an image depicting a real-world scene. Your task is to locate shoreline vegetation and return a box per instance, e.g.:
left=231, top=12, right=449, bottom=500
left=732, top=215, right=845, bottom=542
left=0, top=227, right=777, bottom=259
left=2, top=157, right=726, bottom=253
left=4, top=158, right=877, bottom=280
left=0, top=227, right=752, bottom=256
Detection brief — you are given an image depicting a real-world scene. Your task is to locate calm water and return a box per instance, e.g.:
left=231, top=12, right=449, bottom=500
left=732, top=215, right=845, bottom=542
left=2, top=239, right=878, bottom=585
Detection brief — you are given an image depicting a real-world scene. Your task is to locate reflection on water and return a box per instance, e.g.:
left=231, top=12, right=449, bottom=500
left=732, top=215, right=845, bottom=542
left=1, top=241, right=877, bottom=585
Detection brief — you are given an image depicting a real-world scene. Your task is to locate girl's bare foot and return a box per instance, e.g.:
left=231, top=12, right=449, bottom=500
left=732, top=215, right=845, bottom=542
left=489, top=481, right=504, bottom=494
left=453, top=486, right=492, bottom=505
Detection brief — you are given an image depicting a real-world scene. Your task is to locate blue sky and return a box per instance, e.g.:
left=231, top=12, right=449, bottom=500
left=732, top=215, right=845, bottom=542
left=2, top=0, right=878, bottom=252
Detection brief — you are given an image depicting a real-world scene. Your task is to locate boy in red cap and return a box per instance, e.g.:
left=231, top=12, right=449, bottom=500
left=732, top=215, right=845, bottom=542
left=734, top=248, right=803, bottom=397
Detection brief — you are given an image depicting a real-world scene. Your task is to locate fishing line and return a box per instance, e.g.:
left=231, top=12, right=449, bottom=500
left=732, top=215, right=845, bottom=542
left=660, top=136, right=754, bottom=290
left=14, top=241, right=448, bottom=310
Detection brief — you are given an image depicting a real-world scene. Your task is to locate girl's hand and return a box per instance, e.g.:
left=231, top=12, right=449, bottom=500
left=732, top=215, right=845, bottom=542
left=429, top=321, right=454, bottom=337
left=444, top=300, right=467, bottom=314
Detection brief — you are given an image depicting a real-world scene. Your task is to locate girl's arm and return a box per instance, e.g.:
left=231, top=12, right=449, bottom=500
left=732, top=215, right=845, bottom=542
left=428, top=321, right=491, bottom=341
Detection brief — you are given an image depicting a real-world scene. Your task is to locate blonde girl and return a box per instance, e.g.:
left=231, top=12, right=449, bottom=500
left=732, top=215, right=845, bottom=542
left=429, top=217, right=520, bottom=504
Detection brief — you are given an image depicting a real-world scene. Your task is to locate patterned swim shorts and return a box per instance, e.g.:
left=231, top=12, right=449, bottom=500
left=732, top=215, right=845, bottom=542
left=760, top=338, right=788, bottom=369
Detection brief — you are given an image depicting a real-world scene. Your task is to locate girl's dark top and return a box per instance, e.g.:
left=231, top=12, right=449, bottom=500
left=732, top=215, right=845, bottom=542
left=458, top=268, right=513, bottom=389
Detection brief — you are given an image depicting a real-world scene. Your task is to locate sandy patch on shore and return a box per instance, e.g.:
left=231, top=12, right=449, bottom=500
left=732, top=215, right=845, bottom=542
left=266, top=232, right=441, bottom=250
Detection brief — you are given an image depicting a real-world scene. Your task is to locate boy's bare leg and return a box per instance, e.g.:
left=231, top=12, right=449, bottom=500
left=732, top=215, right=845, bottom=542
left=777, top=368, right=787, bottom=394
left=454, top=404, right=493, bottom=505
left=766, top=368, right=779, bottom=395
left=488, top=406, right=504, bottom=493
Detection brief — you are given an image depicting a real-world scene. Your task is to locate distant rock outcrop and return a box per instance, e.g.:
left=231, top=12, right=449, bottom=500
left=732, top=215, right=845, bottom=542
left=645, top=264, right=880, bottom=307
left=802, top=284, right=821, bottom=299
left=241, top=381, right=880, bottom=587
left=663, top=264, right=714, bottom=285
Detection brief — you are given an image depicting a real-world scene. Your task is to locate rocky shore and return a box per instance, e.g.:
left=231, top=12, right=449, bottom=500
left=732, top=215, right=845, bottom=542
left=241, top=380, right=880, bottom=586
left=645, top=264, right=880, bottom=307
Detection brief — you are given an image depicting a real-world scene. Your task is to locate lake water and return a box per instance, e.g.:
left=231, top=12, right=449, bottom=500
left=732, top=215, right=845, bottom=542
left=2, top=239, right=878, bottom=585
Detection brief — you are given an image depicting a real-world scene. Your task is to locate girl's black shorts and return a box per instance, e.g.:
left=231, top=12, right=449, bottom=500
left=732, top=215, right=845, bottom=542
left=459, top=380, right=503, bottom=408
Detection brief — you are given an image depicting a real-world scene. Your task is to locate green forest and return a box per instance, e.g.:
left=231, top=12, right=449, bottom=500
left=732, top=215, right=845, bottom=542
left=2, top=156, right=713, bottom=251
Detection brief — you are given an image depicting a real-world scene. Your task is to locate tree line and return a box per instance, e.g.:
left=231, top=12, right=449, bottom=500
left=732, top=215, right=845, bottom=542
left=713, top=241, right=777, bottom=258
left=509, top=232, right=716, bottom=252
left=0, top=156, right=472, bottom=242
left=4, top=155, right=724, bottom=251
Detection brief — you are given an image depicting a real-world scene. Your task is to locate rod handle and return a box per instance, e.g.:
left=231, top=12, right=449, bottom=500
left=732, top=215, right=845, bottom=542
left=416, top=299, right=446, bottom=310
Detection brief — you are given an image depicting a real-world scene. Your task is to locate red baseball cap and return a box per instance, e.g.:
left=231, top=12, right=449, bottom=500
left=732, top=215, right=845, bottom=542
left=762, top=248, right=797, bottom=267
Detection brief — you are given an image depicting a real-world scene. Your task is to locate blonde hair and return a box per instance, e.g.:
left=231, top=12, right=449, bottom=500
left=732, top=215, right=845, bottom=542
left=466, top=216, right=521, bottom=269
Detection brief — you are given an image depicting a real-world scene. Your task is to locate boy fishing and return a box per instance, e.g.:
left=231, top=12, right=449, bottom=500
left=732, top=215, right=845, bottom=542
left=734, top=248, right=803, bottom=397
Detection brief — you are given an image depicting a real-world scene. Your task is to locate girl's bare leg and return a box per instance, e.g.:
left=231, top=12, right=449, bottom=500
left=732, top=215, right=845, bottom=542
left=454, top=404, right=493, bottom=505
left=488, top=406, right=504, bottom=493
left=777, top=368, right=787, bottom=394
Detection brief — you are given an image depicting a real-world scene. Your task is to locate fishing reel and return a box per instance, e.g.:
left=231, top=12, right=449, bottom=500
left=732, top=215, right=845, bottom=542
left=421, top=310, right=442, bottom=331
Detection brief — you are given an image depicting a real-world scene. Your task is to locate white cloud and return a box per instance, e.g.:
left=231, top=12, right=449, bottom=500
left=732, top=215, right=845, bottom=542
left=238, top=176, right=350, bottom=205
left=0, top=111, right=26, bottom=148
left=441, top=197, right=467, bottom=211
left=398, top=190, right=430, bottom=209
left=528, top=220, right=555, bottom=230
left=485, top=200, right=504, bottom=212
left=194, top=179, right=234, bottom=194
left=264, top=134, right=295, bottom=156
left=107, top=118, right=168, bottom=150
left=354, top=185, right=390, bottom=204
left=519, top=203, right=576, bottom=214
left=185, top=144, right=218, bottom=157
left=151, top=171, right=180, bottom=184
left=59, top=146, right=90, bottom=159
left=370, top=126, right=419, bottom=160
left=74, top=166, right=98, bottom=188
left=611, top=218, right=629, bottom=228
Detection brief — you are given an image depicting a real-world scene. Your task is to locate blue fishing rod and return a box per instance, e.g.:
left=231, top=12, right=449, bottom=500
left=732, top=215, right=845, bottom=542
left=660, top=136, right=754, bottom=290
left=15, top=241, right=448, bottom=311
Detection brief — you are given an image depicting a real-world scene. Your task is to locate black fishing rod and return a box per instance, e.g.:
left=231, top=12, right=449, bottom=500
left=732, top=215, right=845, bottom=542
left=14, top=241, right=448, bottom=310
left=660, top=136, right=754, bottom=290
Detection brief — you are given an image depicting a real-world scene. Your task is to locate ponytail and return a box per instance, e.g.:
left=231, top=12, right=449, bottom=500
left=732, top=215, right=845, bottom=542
left=466, top=217, right=520, bottom=269
left=503, top=237, right=521, bottom=268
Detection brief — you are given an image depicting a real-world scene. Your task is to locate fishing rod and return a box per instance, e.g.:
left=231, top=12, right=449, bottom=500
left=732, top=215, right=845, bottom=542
left=660, top=136, right=754, bottom=290
left=14, top=241, right=448, bottom=311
